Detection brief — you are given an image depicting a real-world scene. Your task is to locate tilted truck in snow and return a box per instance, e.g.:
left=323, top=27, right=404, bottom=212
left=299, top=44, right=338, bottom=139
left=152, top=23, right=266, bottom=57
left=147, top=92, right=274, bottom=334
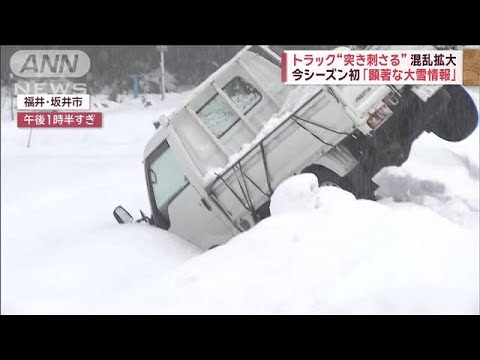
left=114, top=45, right=478, bottom=250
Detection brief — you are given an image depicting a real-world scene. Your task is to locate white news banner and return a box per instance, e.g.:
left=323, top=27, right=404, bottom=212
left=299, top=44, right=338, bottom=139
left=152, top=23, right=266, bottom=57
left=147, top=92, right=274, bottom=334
left=282, top=50, right=463, bottom=85
left=17, top=94, right=90, bottom=110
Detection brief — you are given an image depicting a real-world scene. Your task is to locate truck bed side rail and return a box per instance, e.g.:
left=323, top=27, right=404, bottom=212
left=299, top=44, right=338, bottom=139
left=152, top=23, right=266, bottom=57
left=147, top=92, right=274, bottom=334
left=206, top=89, right=353, bottom=228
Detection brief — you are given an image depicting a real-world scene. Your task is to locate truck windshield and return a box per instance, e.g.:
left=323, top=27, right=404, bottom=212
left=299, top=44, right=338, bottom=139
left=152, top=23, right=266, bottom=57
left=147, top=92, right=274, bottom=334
left=148, top=141, right=188, bottom=218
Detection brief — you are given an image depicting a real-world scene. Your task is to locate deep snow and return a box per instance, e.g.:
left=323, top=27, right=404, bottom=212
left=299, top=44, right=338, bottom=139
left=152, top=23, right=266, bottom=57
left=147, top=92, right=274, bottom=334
left=138, top=181, right=477, bottom=315
left=1, top=87, right=479, bottom=314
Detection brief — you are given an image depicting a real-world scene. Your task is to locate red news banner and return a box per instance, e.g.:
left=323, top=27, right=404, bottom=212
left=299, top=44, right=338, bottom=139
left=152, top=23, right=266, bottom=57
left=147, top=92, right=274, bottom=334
left=16, top=94, right=102, bottom=128
left=18, top=112, right=102, bottom=128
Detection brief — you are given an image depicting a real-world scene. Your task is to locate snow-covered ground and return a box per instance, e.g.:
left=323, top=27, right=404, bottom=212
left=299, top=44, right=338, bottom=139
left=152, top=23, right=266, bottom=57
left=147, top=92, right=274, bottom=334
left=1, top=87, right=479, bottom=314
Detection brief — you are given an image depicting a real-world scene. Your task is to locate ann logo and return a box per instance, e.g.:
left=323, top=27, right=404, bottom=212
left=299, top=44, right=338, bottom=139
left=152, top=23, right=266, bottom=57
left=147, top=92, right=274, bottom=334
left=20, top=54, right=79, bottom=74
left=10, top=50, right=90, bottom=78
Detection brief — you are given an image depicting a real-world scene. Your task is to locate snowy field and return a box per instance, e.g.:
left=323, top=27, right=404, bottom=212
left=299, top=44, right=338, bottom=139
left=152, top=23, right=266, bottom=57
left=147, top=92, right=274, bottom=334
left=1, top=87, right=479, bottom=314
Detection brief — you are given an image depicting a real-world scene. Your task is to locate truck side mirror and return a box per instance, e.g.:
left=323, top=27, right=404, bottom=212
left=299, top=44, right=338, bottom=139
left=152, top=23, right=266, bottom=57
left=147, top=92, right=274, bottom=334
left=113, top=205, right=134, bottom=224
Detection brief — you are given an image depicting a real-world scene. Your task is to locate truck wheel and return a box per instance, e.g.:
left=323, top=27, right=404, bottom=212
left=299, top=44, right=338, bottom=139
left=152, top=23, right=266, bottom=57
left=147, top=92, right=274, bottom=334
left=302, top=165, right=376, bottom=200
left=303, top=165, right=342, bottom=187
left=431, top=86, right=478, bottom=142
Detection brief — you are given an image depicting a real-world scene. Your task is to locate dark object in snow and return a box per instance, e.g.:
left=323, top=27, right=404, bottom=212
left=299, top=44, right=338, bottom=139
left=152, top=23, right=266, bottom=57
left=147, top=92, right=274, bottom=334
left=302, top=164, right=377, bottom=201
left=429, top=86, right=479, bottom=142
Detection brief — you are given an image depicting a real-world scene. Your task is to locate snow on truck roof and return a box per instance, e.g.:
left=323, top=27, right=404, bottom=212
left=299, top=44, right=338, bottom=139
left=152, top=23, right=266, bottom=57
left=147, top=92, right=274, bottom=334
left=143, top=46, right=256, bottom=160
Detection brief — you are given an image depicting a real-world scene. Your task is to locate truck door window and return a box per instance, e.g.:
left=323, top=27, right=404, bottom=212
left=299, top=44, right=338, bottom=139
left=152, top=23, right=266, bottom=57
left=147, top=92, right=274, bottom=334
left=148, top=141, right=188, bottom=219
left=197, top=76, right=262, bottom=138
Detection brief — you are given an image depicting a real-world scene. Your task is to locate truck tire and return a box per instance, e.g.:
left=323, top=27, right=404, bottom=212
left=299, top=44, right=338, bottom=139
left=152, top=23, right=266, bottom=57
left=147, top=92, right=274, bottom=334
left=302, top=165, right=376, bottom=200
left=431, top=86, right=478, bottom=142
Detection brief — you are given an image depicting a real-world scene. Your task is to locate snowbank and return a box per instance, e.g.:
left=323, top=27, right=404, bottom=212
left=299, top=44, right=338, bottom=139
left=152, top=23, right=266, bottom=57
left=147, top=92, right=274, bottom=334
left=3, top=225, right=201, bottom=314
left=129, top=175, right=478, bottom=314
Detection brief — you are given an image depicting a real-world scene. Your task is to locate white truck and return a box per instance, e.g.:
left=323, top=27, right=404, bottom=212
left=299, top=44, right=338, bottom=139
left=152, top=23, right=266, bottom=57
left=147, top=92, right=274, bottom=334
left=114, top=45, right=478, bottom=250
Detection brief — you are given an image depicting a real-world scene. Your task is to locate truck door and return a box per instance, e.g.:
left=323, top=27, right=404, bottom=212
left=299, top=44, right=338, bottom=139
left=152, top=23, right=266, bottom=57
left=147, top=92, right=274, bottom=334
left=145, top=140, right=237, bottom=250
